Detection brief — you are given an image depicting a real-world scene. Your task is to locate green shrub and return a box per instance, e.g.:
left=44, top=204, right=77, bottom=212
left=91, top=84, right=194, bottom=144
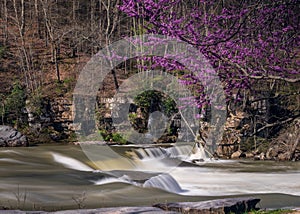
left=3, top=82, right=26, bottom=127
left=99, top=130, right=127, bottom=144
left=0, top=46, right=6, bottom=59
left=111, top=133, right=127, bottom=144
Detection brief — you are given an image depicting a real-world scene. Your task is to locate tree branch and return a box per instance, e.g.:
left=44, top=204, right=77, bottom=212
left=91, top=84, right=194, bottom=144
left=210, top=51, right=300, bottom=83
left=250, top=114, right=300, bottom=137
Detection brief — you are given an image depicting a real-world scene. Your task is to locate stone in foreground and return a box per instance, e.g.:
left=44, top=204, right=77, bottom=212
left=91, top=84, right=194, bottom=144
left=0, top=125, right=28, bottom=147
left=52, top=207, right=177, bottom=214
left=0, top=198, right=261, bottom=214
left=154, top=197, right=260, bottom=214
left=0, top=207, right=178, bottom=214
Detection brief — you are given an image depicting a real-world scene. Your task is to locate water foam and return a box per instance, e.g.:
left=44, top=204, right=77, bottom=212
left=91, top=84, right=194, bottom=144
left=51, top=152, right=94, bottom=172
left=143, top=173, right=183, bottom=193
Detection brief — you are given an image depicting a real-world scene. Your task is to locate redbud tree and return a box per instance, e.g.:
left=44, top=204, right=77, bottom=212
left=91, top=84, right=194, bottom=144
left=117, top=0, right=300, bottom=141
left=119, top=0, right=299, bottom=105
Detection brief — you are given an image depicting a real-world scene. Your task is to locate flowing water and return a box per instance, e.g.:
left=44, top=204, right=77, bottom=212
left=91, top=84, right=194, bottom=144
left=0, top=144, right=300, bottom=211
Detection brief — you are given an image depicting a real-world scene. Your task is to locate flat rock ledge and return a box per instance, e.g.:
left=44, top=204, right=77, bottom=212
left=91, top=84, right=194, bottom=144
left=0, top=197, right=260, bottom=214
left=0, top=207, right=176, bottom=214
left=154, top=197, right=261, bottom=214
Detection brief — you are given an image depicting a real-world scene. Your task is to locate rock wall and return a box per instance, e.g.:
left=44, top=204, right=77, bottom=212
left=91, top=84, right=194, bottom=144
left=25, top=97, right=76, bottom=143
left=215, top=111, right=248, bottom=158
left=51, top=97, right=75, bottom=133
left=266, top=118, right=300, bottom=161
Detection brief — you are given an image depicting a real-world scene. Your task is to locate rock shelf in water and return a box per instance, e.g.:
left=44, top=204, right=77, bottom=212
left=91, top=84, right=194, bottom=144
left=1, top=197, right=261, bottom=213
left=154, top=197, right=261, bottom=214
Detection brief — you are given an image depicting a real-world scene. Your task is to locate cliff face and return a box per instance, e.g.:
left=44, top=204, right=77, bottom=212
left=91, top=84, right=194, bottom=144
left=266, top=118, right=300, bottom=161
left=23, top=97, right=76, bottom=143
left=214, top=112, right=300, bottom=161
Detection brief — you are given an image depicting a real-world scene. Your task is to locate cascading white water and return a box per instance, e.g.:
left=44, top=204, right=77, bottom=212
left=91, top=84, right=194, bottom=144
left=134, top=147, right=168, bottom=159
left=51, top=152, right=94, bottom=172
left=143, top=173, right=183, bottom=193
left=132, top=143, right=208, bottom=162
left=1, top=145, right=299, bottom=210
left=189, top=143, right=207, bottom=161
left=93, top=175, right=134, bottom=186
left=48, top=148, right=300, bottom=198
left=166, top=145, right=193, bottom=158
left=51, top=151, right=183, bottom=194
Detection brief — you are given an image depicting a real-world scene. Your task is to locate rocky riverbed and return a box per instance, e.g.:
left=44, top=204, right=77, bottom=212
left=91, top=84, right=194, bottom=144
left=1, top=197, right=260, bottom=213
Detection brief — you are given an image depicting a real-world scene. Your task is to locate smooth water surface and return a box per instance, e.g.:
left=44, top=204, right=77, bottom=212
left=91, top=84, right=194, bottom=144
left=0, top=144, right=299, bottom=211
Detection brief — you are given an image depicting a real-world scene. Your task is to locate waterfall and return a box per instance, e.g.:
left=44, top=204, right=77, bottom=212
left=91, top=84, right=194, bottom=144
left=143, top=173, right=183, bottom=193
left=165, top=145, right=193, bottom=158
left=134, top=147, right=168, bottom=159
left=132, top=143, right=208, bottom=161
left=93, top=173, right=183, bottom=194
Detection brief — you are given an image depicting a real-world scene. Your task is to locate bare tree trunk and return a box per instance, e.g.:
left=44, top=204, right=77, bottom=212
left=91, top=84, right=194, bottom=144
left=100, top=0, right=120, bottom=91
left=111, top=69, right=119, bottom=90
left=90, top=0, right=96, bottom=55
left=72, top=0, right=76, bottom=22
left=71, top=0, right=78, bottom=58
left=3, top=0, right=8, bottom=45
left=54, top=43, right=60, bottom=82
left=13, top=0, right=35, bottom=91
left=41, top=0, right=61, bottom=82
left=35, top=0, right=42, bottom=38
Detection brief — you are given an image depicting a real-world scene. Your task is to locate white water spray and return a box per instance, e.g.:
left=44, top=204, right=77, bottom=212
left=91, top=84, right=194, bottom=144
left=51, top=152, right=94, bottom=172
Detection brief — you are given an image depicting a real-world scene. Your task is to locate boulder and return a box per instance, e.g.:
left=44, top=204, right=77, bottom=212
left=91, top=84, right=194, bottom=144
left=254, top=153, right=266, bottom=161
left=266, top=145, right=279, bottom=160
left=0, top=125, right=28, bottom=147
left=231, top=150, right=242, bottom=159
left=278, top=152, right=290, bottom=161
left=154, top=197, right=260, bottom=214
left=245, top=152, right=254, bottom=158
left=253, top=155, right=261, bottom=161
left=259, top=152, right=265, bottom=160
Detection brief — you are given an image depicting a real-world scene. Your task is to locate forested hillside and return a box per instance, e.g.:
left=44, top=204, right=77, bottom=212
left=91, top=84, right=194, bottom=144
left=0, top=0, right=132, bottom=135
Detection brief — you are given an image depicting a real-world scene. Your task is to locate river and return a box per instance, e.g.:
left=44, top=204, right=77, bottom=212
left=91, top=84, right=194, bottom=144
left=0, top=143, right=299, bottom=211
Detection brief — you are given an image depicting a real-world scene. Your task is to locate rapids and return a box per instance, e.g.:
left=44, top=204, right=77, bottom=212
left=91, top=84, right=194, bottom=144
left=0, top=144, right=300, bottom=210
